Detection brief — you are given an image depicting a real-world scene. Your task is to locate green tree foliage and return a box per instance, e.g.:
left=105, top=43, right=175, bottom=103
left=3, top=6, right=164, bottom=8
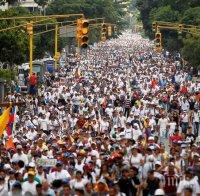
left=182, top=37, right=200, bottom=67
left=0, top=69, right=16, bottom=81
left=0, top=0, right=18, bottom=6
left=34, top=0, right=49, bottom=7
left=0, top=7, right=30, bottom=65
left=181, top=7, right=200, bottom=25
left=135, top=0, right=200, bottom=67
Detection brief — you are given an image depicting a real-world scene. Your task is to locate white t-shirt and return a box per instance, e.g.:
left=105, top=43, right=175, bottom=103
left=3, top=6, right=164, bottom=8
left=48, top=170, right=71, bottom=183
left=22, top=181, right=38, bottom=195
left=177, top=178, right=200, bottom=196
left=158, top=118, right=168, bottom=131
left=124, top=128, right=133, bottom=139
left=129, top=153, right=144, bottom=168
left=70, top=179, right=88, bottom=190
left=12, top=153, right=28, bottom=165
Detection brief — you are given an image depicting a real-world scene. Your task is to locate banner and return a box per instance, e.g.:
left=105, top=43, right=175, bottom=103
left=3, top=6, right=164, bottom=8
left=36, top=158, right=57, bottom=167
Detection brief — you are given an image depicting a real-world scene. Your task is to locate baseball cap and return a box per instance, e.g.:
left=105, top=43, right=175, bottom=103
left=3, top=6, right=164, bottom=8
left=155, top=161, right=161, bottom=166
left=16, top=145, right=22, bottom=149
left=154, top=189, right=165, bottom=195
left=28, top=162, right=35, bottom=168
left=28, top=170, right=35, bottom=176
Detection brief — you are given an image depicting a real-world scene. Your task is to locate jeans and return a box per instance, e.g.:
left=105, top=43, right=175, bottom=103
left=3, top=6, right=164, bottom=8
left=181, top=122, right=189, bottom=134
left=194, top=122, right=199, bottom=137
left=72, top=105, right=79, bottom=113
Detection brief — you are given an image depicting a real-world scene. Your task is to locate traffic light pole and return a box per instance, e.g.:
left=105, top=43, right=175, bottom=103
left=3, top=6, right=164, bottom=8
left=29, top=33, right=33, bottom=75
left=54, top=24, right=58, bottom=69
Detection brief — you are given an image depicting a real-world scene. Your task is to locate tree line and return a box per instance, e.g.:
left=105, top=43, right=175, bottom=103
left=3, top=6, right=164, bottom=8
left=135, top=0, right=200, bottom=67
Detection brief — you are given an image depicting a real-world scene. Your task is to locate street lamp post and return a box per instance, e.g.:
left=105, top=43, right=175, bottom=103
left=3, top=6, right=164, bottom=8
left=27, top=21, right=34, bottom=75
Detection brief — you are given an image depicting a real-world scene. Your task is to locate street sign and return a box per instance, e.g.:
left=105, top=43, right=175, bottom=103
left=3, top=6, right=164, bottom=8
left=59, top=26, right=76, bottom=38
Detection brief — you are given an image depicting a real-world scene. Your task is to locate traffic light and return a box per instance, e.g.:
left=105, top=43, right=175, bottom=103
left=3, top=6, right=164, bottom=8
left=27, top=22, right=33, bottom=35
left=178, top=24, right=183, bottom=34
left=114, top=25, right=117, bottom=33
left=155, top=32, right=162, bottom=52
left=101, top=23, right=107, bottom=42
left=152, top=22, right=157, bottom=32
left=107, top=25, right=112, bottom=37
left=76, top=18, right=89, bottom=48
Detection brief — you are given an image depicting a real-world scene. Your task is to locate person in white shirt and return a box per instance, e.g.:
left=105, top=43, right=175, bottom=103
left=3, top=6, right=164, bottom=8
left=47, top=162, right=71, bottom=183
left=158, top=115, right=168, bottom=139
left=124, top=122, right=134, bottom=140
left=22, top=170, right=38, bottom=195
left=132, top=123, right=142, bottom=142
left=12, top=145, right=28, bottom=166
left=180, top=97, right=190, bottom=112
left=26, top=128, right=37, bottom=140
left=192, top=109, right=199, bottom=137
left=128, top=145, right=144, bottom=169
left=100, top=117, right=109, bottom=133
left=70, top=171, right=88, bottom=191
left=177, top=168, right=200, bottom=196
left=180, top=111, right=189, bottom=134
left=38, top=114, right=49, bottom=133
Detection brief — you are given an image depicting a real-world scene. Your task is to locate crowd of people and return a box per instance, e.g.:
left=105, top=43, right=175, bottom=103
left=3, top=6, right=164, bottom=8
left=0, top=30, right=200, bottom=196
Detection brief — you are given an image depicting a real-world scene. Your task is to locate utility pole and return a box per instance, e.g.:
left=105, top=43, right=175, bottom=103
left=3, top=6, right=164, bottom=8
left=27, top=21, right=34, bottom=75
left=54, top=24, right=58, bottom=69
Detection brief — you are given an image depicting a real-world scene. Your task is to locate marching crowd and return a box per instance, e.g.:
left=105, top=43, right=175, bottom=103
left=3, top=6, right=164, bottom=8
left=0, top=31, right=200, bottom=196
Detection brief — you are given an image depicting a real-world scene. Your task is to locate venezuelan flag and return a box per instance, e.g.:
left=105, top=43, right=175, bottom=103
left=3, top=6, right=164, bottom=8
left=0, top=106, right=11, bottom=137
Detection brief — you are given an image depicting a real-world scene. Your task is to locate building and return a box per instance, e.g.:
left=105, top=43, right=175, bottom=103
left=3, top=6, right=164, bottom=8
left=18, top=0, right=38, bottom=12
left=0, top=2, right=8, bottom=11
left=0, top=0, right=39, bottom=11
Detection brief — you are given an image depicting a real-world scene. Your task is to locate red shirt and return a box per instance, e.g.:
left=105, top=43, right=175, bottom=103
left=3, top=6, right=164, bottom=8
left=164, top=174, right=179, bottom=193
left=170, top=134, right=182, bottom=143
left=29, top=74, right=37, bottom=86
left=180, top=86, right=188, bottom=94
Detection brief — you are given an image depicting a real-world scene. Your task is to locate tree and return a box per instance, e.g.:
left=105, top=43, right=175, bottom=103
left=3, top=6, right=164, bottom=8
left=34, top=0, right=49, bottom=15
left=135, top=0, right=200, bottom=67
left=0, top=0, right=18, bottom=6
left=34, top=0, right=49, bottom=7
left=181, top=37, right=200, bottom=67
left=0, top=7, right=30, bottom=65
left=181, top=7, right=200, bottom=26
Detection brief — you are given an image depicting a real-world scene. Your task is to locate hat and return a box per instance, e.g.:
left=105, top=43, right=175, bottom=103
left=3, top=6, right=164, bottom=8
left=28, top=162, right=35, bottom=167
left=98, top=179, right=107, bottom=184
left=16, top=145, right=22, bottom=149
left=132, top=144, right=138, bottom=149
left=154, top=189, right=165, bottom=195
left=4, top=164, right=11, bottom=170
left=13, top=138, right=19, bottom=143
left=155, top=161, right=161, bottom=166
left=28, top=170, right=35, bottom=176
left=148, top=136, right=154, bottom=141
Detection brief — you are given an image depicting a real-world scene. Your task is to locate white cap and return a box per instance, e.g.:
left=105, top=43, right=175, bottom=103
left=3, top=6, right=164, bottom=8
left=4, top=164, right=11, bottom=170
left=155, top=161, right=161, bottom=166
left=148, top=136, right=154, bottom=141
left=154, top=189, right=165, bottom=195
left=28, top=162, right=35, bottom=167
